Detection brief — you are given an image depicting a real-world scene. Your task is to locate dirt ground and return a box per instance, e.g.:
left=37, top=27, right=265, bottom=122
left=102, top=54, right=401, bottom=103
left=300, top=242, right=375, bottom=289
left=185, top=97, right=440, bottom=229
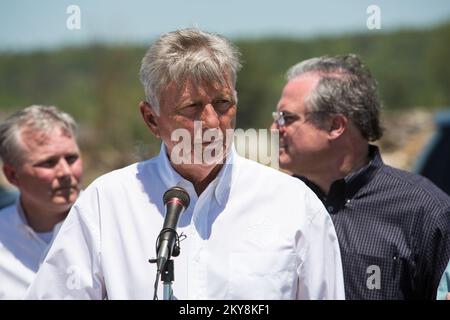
left=377, top=109, right=436, bottom=171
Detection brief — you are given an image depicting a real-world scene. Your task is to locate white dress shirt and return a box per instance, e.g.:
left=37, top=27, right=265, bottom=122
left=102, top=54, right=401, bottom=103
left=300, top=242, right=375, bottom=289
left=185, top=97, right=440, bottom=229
left=0, top=200, right=57, bottom=299
left=26, top=144, right=345, bottom=300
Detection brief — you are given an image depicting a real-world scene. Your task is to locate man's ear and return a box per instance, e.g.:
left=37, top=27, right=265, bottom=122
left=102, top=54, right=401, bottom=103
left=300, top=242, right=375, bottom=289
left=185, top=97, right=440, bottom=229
left=327, top=114, right=347, bottom=140
left=139, top=101, right=160, bottom=138
left=3, top=164, right=18, bottom=187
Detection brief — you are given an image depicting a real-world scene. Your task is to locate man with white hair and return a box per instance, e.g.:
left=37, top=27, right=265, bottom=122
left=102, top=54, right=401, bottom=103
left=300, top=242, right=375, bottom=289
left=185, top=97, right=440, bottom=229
left=26, top=29, right=344, bottom=300
left=0, top=105, right=83, bottom=299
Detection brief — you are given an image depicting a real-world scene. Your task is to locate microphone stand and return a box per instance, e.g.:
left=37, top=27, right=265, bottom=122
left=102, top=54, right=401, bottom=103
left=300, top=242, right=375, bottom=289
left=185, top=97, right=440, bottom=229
left=161, top=259, right=174, bottom=300
left=149, top=230, right=183, bottom=300
left=150, top=186, right=190, bottom=300
left=149, top=256, right=175, bottom=300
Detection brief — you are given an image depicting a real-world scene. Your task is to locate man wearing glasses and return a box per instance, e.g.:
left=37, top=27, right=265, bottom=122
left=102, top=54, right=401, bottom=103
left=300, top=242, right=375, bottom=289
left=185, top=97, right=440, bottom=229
left=271, top=54, right=450, bottom=300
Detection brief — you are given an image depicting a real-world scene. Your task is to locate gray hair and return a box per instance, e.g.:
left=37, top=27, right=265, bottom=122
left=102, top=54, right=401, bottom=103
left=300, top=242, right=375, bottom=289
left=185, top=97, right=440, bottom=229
left=287, top=54, right=383, bottom=141
left=139, top=28, right=242, bottom=114
left=0, top=105, right=78, bottom=166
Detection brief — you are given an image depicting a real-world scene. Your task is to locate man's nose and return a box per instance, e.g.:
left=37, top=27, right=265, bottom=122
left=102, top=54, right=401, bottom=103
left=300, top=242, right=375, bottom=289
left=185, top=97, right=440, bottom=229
left=56, top=158, right=71, bottom=177
left=271, top=121, right=285, bottom=135
left=201, top=104, right=220, bottom=129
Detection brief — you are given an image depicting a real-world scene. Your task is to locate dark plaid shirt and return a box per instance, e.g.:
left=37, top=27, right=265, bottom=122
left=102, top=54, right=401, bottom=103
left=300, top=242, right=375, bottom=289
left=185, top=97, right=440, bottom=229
left=296, top=145, right=450, bottom=300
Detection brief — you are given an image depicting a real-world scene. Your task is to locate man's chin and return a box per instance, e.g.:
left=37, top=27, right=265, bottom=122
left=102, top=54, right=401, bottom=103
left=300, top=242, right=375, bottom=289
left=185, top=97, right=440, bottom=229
left=278, top=156, right=295, bottom=174
left=48, top=201, right=74, bottom=216
left=278, top=152, right=289, bottom=166
left=52, top=191, right=79, bottom=205
left=182, top=160, right=223, bottom=170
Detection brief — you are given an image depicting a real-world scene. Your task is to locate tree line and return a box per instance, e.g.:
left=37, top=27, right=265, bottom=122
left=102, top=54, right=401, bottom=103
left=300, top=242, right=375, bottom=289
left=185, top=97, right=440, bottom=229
left=0, top=21, right=449, bottom=183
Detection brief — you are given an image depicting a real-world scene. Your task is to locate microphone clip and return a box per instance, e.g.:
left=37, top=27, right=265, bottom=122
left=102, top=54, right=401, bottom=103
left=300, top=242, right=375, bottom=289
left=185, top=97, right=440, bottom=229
left=149, top=230, right=187, bottom=265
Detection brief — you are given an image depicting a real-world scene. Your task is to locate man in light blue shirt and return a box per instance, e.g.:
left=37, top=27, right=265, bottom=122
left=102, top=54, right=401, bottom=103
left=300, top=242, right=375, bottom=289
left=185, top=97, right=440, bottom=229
left=0, top=105, right=83, bottom=299
left=437, top=260, right=450, bottom=300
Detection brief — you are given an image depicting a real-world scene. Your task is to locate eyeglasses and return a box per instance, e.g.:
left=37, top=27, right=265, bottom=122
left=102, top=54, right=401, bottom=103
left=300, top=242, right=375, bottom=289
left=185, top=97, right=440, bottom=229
left=272, top=111, right=301, bottom=127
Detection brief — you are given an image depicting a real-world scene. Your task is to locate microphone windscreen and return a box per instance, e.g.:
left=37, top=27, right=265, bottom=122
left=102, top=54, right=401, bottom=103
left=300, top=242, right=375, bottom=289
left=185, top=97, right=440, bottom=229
left=163, top=187, right=190, bottom=208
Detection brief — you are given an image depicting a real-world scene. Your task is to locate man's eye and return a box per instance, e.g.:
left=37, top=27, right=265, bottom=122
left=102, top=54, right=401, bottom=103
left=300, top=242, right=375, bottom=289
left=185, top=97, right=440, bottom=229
left=283, top=116, right=297, bottom=124
left=179, top=104, right=199, bottom=115
left=213, top=100, right=231, bottom=112
left=65, top=155, right=79, bottom=165
left=36, top=159, right=57, bottom=168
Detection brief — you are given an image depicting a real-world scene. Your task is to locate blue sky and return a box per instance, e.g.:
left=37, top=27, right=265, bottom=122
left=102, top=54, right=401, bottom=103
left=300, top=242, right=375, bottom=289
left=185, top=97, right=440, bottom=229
left=1, top=0, right=449, bottom=51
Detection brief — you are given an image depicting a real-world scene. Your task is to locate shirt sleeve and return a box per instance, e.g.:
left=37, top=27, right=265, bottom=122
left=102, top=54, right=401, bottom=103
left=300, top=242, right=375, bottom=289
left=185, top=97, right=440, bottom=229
left=296, top=188, right=346, bottom=300
left=25, top=192, right=105, bottom=300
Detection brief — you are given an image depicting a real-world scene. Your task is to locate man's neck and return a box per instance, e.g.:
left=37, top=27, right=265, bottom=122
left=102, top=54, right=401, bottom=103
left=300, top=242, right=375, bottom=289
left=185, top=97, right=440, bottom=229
left=20, top=198, right=67, bottom=233
left=301, top=143, right=370, bottom=195
left=171, top=162, right=224, bottom=196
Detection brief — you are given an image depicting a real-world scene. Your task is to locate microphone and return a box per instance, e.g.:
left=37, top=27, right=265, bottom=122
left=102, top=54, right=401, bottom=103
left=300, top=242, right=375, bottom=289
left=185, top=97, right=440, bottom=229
left=156, top=186, right=190, bottom=272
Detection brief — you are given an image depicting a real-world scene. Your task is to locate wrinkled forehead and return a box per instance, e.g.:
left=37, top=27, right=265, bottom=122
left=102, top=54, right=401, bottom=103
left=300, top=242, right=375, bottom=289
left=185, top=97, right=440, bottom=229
left=19, top=125, right=74, bottom=146
left=160, top=76, right=235, bottom=106
left=14, top=126, right=78, bottom=165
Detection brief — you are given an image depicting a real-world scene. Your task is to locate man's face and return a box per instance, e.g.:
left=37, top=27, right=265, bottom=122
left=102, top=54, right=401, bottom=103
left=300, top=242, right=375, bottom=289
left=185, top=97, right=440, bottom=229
left=6, top=127, right=83, bottom=214
left=143, top=77, right=237, bottom=168
left=272, top=74, right=330, bottom=176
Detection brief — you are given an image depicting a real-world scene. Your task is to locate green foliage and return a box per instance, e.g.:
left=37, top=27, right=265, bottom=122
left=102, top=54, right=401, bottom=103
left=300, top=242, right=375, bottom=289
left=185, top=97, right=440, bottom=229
left=0, top=22, right=449, bottom=183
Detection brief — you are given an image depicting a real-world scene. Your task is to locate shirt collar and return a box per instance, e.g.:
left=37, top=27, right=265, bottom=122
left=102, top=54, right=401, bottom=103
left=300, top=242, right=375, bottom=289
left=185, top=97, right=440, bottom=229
left=155, top=143, right=235, bottom=206
left=212, top=145, right=234, bottom=206
left=343, top=144, right=383, bottom=187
